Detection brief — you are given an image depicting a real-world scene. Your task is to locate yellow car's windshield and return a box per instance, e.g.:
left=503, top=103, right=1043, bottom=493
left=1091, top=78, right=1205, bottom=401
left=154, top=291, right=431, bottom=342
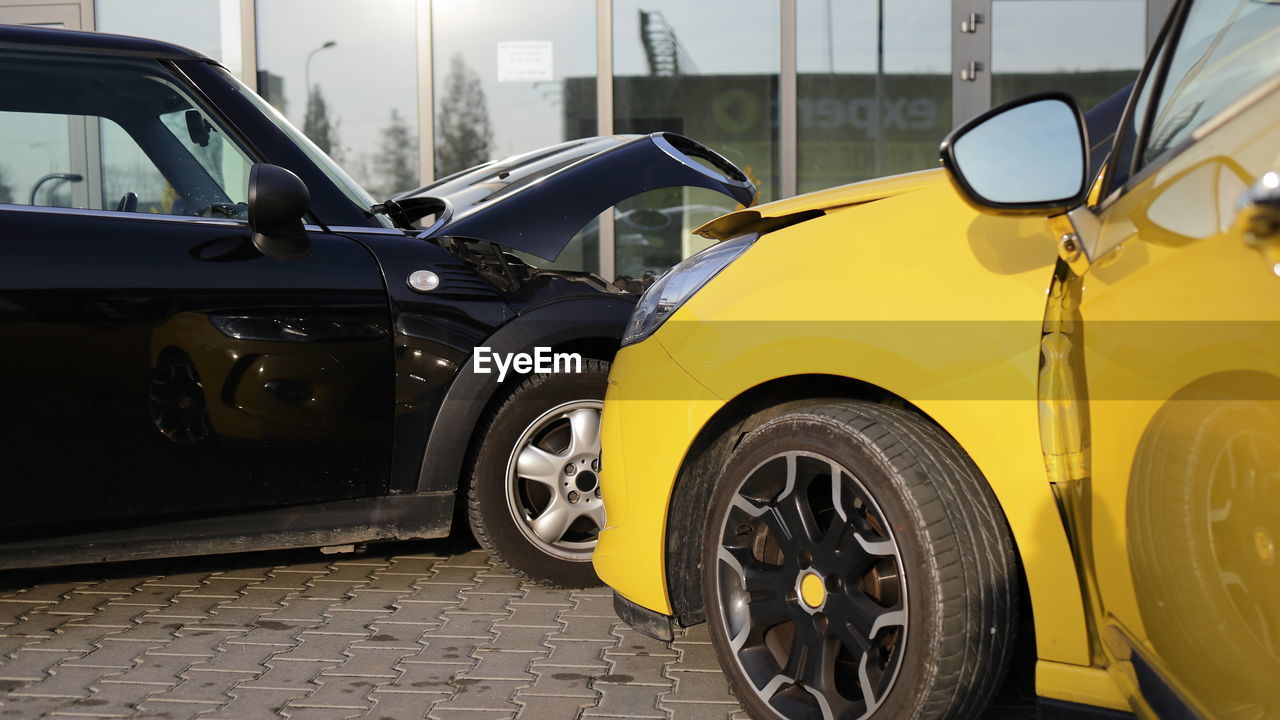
left=1145, top=0, right=1280, bottom=162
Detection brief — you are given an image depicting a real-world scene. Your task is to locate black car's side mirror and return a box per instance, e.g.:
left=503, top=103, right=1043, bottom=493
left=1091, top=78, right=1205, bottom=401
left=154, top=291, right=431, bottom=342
left=940, top=92, right=1090, bottom=216
left=248, top=163, right=311, bottom=261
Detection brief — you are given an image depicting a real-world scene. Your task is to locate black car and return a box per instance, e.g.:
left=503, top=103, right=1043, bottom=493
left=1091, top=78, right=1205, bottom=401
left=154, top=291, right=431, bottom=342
left=0, top=25, right=754, bottom=586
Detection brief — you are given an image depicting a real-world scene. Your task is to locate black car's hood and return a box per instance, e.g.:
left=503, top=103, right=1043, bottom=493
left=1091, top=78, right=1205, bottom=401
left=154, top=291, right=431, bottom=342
left=392, top=132, right=756, bottom=261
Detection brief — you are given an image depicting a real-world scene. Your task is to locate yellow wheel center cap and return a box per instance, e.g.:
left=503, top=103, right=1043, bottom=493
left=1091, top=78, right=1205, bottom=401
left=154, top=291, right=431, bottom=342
left=800, top=572, right=826, bottom=608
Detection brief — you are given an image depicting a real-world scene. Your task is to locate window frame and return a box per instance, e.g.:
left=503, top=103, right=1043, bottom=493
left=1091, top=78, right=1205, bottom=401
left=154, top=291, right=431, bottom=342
left=97, top=104, right=241, bottom=214
left=1095, top=0, right=1188, bottom=207
left=0, top=48, right=266, bottom=224
left=1097, top=0, right=1280, bottom=210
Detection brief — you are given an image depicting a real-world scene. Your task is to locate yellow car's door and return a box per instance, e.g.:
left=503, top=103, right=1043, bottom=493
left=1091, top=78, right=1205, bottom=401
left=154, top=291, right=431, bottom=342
left=1074, top=3, right=1280, bottom=715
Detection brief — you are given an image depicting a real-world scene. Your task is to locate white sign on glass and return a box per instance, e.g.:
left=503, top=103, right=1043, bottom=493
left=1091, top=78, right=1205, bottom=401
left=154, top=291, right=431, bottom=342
left=497, top=41, right=553, bottom=83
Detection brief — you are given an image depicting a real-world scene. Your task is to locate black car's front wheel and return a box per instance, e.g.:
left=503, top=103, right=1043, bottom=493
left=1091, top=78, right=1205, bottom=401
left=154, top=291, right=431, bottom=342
left=702, top=401, right=1018, bottom=720
left=467, top=359, right=610, bottom=587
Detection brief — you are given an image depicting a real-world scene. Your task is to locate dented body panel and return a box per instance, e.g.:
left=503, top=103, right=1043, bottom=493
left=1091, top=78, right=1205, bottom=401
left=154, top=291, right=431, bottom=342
left=399, top=133, right=756, bottom=260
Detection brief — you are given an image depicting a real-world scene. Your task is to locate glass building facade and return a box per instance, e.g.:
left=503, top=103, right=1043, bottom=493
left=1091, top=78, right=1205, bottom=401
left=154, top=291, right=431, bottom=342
left=6, top=0, right=1172, bottom=279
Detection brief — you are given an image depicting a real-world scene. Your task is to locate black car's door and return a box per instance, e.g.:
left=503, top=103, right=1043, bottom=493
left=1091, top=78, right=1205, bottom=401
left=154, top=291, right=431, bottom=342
left=0, top=48, right=394, bottom=538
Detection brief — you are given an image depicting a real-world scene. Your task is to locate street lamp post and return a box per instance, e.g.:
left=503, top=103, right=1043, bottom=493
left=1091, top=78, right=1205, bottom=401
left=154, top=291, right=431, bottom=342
left=305, top=39, right=338, bottom=97
left=873, top=0, right=885, bottom=176
left=303, top=40, right=339, bottom=152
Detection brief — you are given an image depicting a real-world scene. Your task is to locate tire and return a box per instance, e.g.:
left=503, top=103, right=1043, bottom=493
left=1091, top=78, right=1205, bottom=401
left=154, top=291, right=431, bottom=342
left=466, top=358, right=610, bottom=587
left=701, top=401, right=1018, bottom=720
left=1128, top=394, right=1280, bottom=713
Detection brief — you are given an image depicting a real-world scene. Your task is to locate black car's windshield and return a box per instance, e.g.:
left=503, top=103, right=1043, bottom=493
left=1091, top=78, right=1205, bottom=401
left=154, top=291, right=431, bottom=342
left=217, top=67, right=384, bottom=220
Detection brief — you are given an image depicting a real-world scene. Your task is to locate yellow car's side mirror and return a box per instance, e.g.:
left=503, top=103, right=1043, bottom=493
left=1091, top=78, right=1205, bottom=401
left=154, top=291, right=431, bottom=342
left=940, top=92, right=1090, bottom=216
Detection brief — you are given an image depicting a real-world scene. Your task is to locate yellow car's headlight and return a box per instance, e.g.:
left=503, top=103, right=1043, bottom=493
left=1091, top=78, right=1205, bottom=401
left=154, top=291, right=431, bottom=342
left=620, top=233, right=757, bottom=347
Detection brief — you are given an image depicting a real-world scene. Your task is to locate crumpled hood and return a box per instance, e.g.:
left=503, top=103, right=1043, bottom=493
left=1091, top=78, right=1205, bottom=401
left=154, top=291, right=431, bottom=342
left=695, top=168, right=944, bottom=241
left=396, top=133, right=756, bottom=261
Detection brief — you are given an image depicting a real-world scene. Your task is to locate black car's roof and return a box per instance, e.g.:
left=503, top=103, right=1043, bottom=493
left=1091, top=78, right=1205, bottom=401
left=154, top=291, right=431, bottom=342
left=0, top=23, right=207, bottom=61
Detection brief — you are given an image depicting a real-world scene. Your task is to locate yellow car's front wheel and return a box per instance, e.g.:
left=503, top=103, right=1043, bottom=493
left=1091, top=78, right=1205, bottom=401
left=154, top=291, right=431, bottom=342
left=701, top=401, right=1018, bottom=719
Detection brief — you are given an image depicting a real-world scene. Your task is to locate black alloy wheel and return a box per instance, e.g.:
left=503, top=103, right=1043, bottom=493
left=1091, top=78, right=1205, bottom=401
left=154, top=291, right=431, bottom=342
left=702, top=401, right=1018, bottom=720
left=148, top=354, right=213, bottom=445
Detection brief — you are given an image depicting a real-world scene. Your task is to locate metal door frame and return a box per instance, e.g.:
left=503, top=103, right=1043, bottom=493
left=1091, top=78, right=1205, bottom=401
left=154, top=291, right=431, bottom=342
left=951, top=0, right=1175, bottom=127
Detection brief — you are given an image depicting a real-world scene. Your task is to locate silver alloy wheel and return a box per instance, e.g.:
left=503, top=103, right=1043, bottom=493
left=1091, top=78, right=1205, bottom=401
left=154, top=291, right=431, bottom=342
left=715, top=450, right=908, bottom=719
left=504, top=399, right=605, bottom=562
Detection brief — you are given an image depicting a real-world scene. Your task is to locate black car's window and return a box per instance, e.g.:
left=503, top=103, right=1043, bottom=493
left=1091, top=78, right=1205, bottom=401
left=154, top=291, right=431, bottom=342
left=99, top=114, right=185, bottom=212
left=0, top=50, right=253, bottom=219
left=1141, top=0, right=1280, bottom=167
left=217, top=67, right=379, bottom=214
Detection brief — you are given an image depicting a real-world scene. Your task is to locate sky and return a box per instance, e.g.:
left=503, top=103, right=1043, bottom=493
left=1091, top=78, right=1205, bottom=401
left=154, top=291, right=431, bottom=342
left=431, top=0, right=597, bottom=159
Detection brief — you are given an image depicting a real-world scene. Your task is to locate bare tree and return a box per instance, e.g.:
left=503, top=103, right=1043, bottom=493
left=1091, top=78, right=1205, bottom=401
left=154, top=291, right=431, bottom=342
left=303, top=86, right=342, bottom=162
left=372, top=108, right=419, bottom=198
left=435, top=54, right=493, bottom=177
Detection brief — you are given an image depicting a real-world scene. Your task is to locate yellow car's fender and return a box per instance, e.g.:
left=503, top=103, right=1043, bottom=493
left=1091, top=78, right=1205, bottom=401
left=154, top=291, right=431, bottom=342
left=654, top=170, right=1093, bottom=666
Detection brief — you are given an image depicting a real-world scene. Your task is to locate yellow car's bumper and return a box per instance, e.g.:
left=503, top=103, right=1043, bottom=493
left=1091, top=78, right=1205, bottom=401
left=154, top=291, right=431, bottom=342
left=592, top=336, right=722, bottom=615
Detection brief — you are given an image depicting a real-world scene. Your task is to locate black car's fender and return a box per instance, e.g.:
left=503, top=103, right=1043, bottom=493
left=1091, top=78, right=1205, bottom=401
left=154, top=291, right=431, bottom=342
left=415, top=294, right=635, bottom=494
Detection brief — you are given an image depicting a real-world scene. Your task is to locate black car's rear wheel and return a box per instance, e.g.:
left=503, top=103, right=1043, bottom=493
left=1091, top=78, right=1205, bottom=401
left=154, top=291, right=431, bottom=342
left=467, top=359, right=610, bottom=587
left=702, top=401, right=1017, bottom=720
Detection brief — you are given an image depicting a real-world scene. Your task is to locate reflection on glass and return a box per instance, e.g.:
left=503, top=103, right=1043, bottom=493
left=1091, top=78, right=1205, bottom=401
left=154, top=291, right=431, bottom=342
left=952, top=99, right=1084, bottom=205
left=797, top=0, right=950, bottom=193
left=1142, top=1, right=1280, bottom=167
left=99, top=119, right=170, bottom=212
left=223, top=67, right=377, bottom=211
left=158, top=109, right=251, bottom=205
left=255, top=0, right=419, bottom=200
left=0, top=111, right=73, bottom=207
left=0, top=57, right=254, bottom=216
left=610, top=187, right=736, bottom=280
left=611, top=0, right=778, bottom=277
left=991, top=0, right=1143, bottom=107
left=431, top=0, right=597, bottom=270
left=97, top=0, right=244, bottom=77
left=98, top=109, right=252, bottom=213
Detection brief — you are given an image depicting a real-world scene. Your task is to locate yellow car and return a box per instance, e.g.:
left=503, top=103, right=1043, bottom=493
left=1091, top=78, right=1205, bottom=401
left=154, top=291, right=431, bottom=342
left=594, top=1, right=1280, bottom=718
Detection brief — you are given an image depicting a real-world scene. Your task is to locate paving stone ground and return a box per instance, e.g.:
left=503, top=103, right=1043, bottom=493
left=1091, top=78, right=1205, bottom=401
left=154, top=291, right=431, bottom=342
left=0, top=538, right=1035, bottom=719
